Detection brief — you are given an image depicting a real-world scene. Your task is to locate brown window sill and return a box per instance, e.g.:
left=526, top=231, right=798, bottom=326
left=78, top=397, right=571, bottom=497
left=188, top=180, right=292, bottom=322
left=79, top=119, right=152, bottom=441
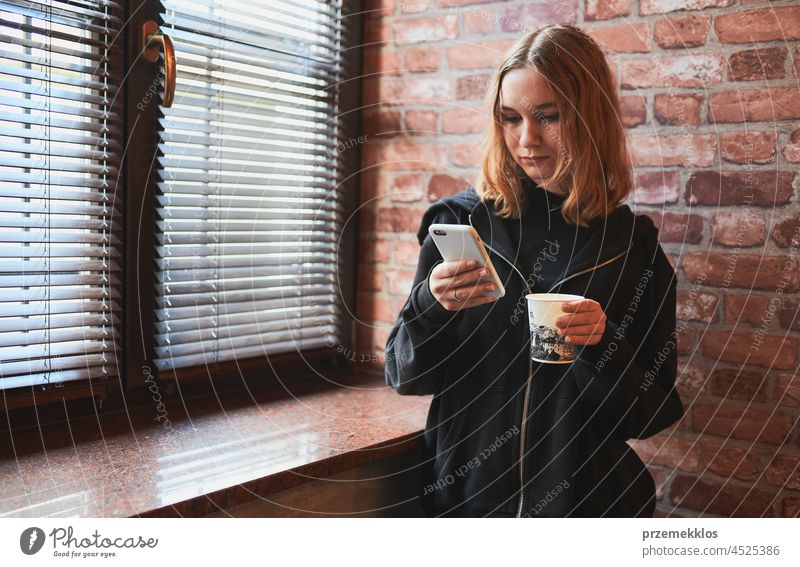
left=0, top=368, right=430, bottom=518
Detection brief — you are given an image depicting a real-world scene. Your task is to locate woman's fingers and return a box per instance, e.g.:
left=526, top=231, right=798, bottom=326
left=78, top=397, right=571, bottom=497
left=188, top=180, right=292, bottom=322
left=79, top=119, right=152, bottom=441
left=429, top=260, right=499, bottom=311
left=559, top=323, right=604, bottom=336
left=431, top=261, right=487, bottom=294
left=562, top=333, right=602, bottom=346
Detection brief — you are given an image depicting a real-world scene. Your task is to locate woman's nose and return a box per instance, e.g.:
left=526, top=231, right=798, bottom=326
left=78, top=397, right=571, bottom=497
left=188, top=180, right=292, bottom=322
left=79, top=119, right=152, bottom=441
left=518, top=119, right=543, bottom=147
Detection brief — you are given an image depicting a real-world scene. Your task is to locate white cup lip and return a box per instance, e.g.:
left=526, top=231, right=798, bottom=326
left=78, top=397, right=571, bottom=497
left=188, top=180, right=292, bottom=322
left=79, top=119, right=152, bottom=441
left=525, top=293, right=584, bottom=302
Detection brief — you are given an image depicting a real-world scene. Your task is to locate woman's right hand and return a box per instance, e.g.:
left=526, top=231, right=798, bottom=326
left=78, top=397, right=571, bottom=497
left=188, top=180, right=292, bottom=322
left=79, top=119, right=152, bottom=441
left=429, top=259, right=499, bottom=311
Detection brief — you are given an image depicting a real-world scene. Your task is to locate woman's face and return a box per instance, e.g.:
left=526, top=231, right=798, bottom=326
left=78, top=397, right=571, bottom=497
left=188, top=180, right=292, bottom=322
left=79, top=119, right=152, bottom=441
left=498, top=67, right=565, bottom=194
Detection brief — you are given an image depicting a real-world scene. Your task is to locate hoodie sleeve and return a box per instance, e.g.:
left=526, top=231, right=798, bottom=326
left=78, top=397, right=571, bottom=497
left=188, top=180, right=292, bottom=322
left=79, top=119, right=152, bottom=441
left=384, top=207, right=469, bottom=396
left=570, top=238, right=685, bottom=440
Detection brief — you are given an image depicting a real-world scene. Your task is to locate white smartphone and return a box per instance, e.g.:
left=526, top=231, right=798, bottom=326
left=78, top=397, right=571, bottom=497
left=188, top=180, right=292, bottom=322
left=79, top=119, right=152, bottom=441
left=428, top=223, right=506, bottom=299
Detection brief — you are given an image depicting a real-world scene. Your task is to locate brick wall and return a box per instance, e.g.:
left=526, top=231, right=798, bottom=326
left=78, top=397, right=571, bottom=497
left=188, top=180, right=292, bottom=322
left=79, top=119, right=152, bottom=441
left=354, top=0, right=800, bottom=517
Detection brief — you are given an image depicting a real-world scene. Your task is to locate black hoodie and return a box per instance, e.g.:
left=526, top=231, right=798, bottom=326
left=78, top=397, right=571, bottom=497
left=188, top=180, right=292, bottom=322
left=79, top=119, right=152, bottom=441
left=384, top=185, right=685, bottom=517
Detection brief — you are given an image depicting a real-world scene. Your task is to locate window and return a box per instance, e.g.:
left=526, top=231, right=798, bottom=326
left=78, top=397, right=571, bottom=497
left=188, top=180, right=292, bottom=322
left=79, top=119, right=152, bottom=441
left=0, top=0, right=123, bottom=391
left=154, top=0, right=346, bottom=373
left=0, top=0, right=362, bottom=402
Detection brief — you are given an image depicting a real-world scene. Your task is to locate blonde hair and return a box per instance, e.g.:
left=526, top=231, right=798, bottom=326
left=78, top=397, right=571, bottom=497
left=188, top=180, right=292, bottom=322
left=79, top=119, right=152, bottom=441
left=476, top=24, right=633, bottom=227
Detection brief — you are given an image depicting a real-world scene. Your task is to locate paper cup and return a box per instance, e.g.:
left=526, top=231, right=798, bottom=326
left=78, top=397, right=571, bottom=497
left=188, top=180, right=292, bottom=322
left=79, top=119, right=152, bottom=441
left=526, top=293, right=585, bottom=364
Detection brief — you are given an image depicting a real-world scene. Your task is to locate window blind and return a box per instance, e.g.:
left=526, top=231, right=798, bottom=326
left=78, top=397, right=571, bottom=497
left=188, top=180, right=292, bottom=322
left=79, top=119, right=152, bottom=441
left=155, top=0, right=349, bottom=371
left=0, top=0, right=123, bottom=390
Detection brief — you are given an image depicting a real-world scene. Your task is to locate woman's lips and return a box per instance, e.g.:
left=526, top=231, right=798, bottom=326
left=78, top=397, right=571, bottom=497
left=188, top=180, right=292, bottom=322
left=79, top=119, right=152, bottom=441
left=521, top=156, right=550, bottom=162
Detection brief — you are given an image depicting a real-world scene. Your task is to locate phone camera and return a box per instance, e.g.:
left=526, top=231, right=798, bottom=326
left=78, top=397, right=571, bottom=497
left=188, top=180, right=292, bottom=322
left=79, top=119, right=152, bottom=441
left=433, top=229, right=446, bottom=236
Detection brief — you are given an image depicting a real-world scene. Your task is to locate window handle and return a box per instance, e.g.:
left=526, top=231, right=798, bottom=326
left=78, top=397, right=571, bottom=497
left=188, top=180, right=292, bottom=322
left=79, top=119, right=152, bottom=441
left=141, top=20, right=176, bottom=108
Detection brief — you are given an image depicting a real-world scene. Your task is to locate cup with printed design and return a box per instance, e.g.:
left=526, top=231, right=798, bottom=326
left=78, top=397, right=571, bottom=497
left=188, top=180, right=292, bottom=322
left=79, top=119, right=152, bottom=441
left=526, top=293, right=585, bottom=364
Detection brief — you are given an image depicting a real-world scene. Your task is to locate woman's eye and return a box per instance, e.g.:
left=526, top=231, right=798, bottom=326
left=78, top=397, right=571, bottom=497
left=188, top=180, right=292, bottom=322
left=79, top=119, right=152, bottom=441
left=540, top=114, right=559, bottom=122
left=501, top=115, right=521, bottom=123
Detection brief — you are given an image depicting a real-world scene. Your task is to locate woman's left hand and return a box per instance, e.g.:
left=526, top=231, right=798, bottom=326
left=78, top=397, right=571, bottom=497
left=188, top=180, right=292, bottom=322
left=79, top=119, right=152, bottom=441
left=555, top=299, right=606, bottom=346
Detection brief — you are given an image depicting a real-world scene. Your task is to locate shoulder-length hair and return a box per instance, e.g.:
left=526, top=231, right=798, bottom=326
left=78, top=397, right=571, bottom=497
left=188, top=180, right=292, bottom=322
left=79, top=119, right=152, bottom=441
left=476, top=24, right=633, bottom=227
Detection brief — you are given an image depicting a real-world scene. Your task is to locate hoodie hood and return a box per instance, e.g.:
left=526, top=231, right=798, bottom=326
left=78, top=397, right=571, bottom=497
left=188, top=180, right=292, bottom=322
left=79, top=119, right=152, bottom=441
left=417, top=184, right=660, bottom=285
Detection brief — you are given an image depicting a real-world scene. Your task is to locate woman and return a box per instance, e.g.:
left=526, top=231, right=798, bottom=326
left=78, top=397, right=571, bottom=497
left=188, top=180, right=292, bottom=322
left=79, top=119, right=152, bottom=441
left=384, top=24, right=684, bottom=518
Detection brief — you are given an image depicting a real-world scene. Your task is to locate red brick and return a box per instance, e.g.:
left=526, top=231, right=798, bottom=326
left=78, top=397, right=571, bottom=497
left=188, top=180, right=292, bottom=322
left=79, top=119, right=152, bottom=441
left=428, top=173, right=471, bottom=202
left=442, top=107, right=489, bottom=135
left=634, top=171, right=680, bottom=205
left=364, top=0, right=395, bottom=17
left=709, top=88, right=800, bottom=123
left=464, top=8, right=495, bottom=36
left=650, top=467, right=668, bottom=501
left=620, top=95, right=646, bottom=127
left=364, top=141, right=448, bottom=170
left=711, top=211, right=766, bottom=247
left=669, top=474, right=776, bottom=517
left=677, top=324, right=695, bottom=357
left=653, top=14, right=710, bottom=49
left=456, top=73, right=491, bottom=100
left=728, top=47, right=787, bottom=82
left=622, top=54, right=723, bottom=89
left=778, top=299, right=800, bottom=332
left=446, top=39, right=516, bottom=70
left=360, top=206, right=377, bottom=234
left=362, top=77, right=380, bottom=107
left=363, top=108, right=401, bottom=138
left=363, top=47, right=401, bottom=76
left=685, top=171, right=795, bottom=206
left=676, top=362, right=709, bottom=398
left=358, top=266, right=383, bottom=292
left=355, top=322, right=375, bottom=356
left=499, top=1, right=578, bottom=32
left=641, top=0, right=732, bottom=15
left=389, top=173, right=426, bottom=203
left=710, top=368, right=768, bottom=403
left=450, top=142, right=482, bottom=168
left=438, top=0, right=494, bottom=6
left=645, top=211, right=702, bottom=244
left=379, top=76, right=454, bottom=104
left=585, top=0, right=631, bottom=21
left=403, top=46, right=441, bottom=73
left=364, top=19, right=390, bottom=47
left=724, top=293, right=771, bottom=327
left=677, top=290, right=718, bottom=323
left=356, top=292, right=407, bottom=324
left=796, top=45, right=800, bottom=78
left=630, top=133, right=716, bottom=167
left=700, top=330, right=799, bottom=370
left=398, top=0, right=431, bottom=13
left=653, top=93, right=702, bottom=126
left=393, top=15, right=459, bottom=45
left=377, top=206, right=422, bottom=234
left=403, top=111, right=437, bottom=136
left=772, top=213, right=800, bottom=248
left=387, top=268, right=417, bottom=296
left=360, top=237, right=389, bottom=264
left=714, top=6, right=800, bottom=43
left=588, top=23, right=650, bottom=53
left=775, top=371, right=800, bottom=408
left=720, top=131, right=777, bottom=164
left=765, top=455, right=800, bottom=490
left=783, top=129, right=800, bottom=163
left=391, top=239, right=420, bottom=267
left=692, top=403, right=795, bottom=444
left=685, top=253, right=800, bottom=293
left=359, top=169, right=388, bottom=204
left=631, top=435, right=702, bottom=472
left=704, top=440, right=760, bottom=481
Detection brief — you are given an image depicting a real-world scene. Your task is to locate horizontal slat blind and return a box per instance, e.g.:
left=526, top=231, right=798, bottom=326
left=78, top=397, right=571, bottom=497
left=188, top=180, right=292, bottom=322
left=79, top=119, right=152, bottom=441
left=0, top=0, right=123, bottom=390
left=155, top=0, right=349, bottom=372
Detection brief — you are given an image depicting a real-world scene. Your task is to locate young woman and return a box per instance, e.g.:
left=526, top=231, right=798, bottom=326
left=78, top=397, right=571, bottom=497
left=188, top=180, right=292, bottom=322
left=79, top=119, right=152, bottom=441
left=384, top=24, right=684, bottom=518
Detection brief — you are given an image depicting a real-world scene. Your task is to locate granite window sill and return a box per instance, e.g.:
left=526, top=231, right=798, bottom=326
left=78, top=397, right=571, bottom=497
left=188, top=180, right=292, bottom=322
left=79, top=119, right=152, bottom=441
left=0, top=369, right=429, bottom=518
